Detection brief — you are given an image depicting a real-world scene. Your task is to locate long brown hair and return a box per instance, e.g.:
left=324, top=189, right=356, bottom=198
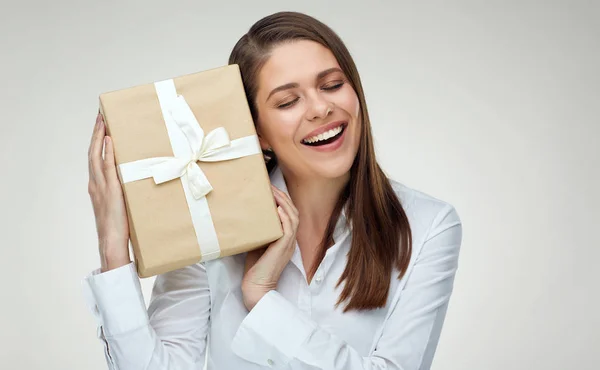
left=229, top=11, right=412, bottom=312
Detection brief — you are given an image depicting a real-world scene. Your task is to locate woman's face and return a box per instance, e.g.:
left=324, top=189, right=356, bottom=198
left=254, top=40, right=361, bottom=181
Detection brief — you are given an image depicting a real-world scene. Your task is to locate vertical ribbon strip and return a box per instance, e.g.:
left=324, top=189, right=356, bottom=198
left=117, top=79, right=261, bottom=261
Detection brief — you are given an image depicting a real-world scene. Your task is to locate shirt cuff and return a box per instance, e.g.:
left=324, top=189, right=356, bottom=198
left=231, top=290, right=316, bottom=367
left=81, top=262, right=149, bottom=337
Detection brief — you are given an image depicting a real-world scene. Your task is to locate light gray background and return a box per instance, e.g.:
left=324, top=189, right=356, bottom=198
left=1, top=1, right=598, bottom=369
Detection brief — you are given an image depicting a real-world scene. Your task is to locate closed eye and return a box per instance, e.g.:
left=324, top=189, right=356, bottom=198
left=322, top=82, right=344, bottom=91
left=277, top=98, right=299, bottom=109
left=276, top=82, right=345, bottom=109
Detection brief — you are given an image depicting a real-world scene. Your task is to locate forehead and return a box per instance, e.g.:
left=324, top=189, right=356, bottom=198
left=258, top=40, right=341, bottom=90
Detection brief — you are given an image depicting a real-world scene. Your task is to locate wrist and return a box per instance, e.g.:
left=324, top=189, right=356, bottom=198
left=100, top=241, right=131, bottom=273
left=100, top=256, right=131, bottom=273
left=242, top=284, right=273, bottom=311
left=99, top=234, right=128, bottom=249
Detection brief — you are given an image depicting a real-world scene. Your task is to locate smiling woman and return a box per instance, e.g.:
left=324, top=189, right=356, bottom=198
left=83, top=10, right=462, bottom=370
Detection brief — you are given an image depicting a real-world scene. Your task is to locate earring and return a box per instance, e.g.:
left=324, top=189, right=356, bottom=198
left=263, top=147, right=274, bottom=163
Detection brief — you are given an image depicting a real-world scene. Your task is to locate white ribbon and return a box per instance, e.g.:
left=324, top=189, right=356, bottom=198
left=117, top=79, right=261, bottom=261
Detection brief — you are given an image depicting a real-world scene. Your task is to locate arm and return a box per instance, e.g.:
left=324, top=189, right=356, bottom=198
left=82, top=261, right=211, bottom=369
left=231, top=204, right=462, bottom=370
left=84, top=112, right=211, bottom=368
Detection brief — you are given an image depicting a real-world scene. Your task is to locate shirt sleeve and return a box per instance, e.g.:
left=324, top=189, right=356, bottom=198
left=230, top=204, right=462, bottom=370
left=81, top=261, right=211, bottom=370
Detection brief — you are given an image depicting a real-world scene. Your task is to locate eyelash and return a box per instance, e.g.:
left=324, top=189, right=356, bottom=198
left=277, top=82, right=345, bottom=109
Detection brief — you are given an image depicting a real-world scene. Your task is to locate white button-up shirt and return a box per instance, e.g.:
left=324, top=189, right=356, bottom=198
left=81, top=166, right=462, bottom=369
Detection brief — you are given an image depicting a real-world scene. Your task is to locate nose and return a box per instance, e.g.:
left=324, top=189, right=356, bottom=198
left=305, top=92, right=333, bottom=121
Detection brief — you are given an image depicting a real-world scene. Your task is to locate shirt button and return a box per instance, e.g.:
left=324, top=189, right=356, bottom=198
left=315, top=275, right=323, bottom=283
left=267, top=358, right=274, bottom=366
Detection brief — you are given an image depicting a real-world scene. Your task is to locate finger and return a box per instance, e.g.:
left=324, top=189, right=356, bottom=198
left=279, top=188, right=299, bottom=219
left=88, top=112, right=102, bottom=158
left=271, top=185, right=290, bottom=204
left=275, top=196, right=298, bottom=233
left=103, top=136, right=119, bottom=185
left=88, top=113, right=102, bottom=180
left=273, top=190, right=299, bottom=228
left=260, top=206, right=295, bottom=263
left=271, top=186, right=298, bottom=215
left=89, top=114, right=107, bottom=186
left=277, top=205, right=294, bottom=240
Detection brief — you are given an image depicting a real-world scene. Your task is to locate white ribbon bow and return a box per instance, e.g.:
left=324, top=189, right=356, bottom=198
left=118, top=94, right=261, bottom=200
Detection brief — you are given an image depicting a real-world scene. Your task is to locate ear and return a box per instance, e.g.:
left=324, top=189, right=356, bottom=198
left=255, top=124, right=271, bottom=151
left=259, top=138, right=271, bottom=152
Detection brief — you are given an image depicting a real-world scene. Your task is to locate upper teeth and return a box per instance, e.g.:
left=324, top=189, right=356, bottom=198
left=303, top=125, right=343, bottom=144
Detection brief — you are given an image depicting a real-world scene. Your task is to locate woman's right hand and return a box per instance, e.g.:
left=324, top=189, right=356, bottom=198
left=88, top=112, right=131, bottom=273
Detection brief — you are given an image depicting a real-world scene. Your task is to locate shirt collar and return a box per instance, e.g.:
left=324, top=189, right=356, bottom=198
left=269, top=165, right=289, bottom=196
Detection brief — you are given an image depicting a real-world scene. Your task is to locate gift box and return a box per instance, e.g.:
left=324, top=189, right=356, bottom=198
left=98, top=64, right=283, bottom=278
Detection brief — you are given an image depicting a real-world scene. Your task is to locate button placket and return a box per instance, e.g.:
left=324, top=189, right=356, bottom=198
left=297, top=275, right=312, bottom=314
left=310, top=263, right=324, bottom=289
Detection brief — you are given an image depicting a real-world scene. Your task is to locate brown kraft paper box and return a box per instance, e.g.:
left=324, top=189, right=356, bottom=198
left=98, top=64, right=283, bottom=278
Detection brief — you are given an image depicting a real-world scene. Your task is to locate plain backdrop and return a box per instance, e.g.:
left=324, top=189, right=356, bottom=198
left=0, top=1, right=598, bottom=369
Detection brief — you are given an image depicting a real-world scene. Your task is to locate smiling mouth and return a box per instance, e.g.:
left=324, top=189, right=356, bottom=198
left=301, top=123, right=347, bottom=146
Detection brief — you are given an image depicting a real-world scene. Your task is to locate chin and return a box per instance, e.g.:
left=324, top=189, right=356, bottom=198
left=298, top=134, right=360, bottom=181
left=307, top=154, right=356, bottom=180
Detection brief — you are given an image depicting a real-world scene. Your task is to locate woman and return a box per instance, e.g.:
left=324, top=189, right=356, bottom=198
left=83, top=11, right=462, bottom=370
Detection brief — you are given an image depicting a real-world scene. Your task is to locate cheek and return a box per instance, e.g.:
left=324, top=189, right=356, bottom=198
left=260, top=110, right=300, bottom=143
left=347, top=93, right=362, bottom=144
left=336, top=88, right=361, bottom=119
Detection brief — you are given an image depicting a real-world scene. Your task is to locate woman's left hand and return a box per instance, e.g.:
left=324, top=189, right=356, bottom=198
left=241, top=185, right=299, bottom=311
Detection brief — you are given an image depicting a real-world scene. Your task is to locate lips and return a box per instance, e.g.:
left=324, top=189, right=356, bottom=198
left=301, top=121, right=347, bottom=146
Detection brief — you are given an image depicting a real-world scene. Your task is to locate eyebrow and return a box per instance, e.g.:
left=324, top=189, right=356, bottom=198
left=265, top=67, right=343, bottom=102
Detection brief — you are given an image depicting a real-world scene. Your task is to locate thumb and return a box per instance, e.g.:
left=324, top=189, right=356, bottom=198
left=103, top=136, right=119, bottom=184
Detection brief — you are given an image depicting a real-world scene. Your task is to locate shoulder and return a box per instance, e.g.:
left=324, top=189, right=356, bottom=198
left=388, top=178, right=462, bottom=250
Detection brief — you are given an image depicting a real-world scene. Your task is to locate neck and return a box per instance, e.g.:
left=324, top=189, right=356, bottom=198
left=280, top=166, right=349, bottom=242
